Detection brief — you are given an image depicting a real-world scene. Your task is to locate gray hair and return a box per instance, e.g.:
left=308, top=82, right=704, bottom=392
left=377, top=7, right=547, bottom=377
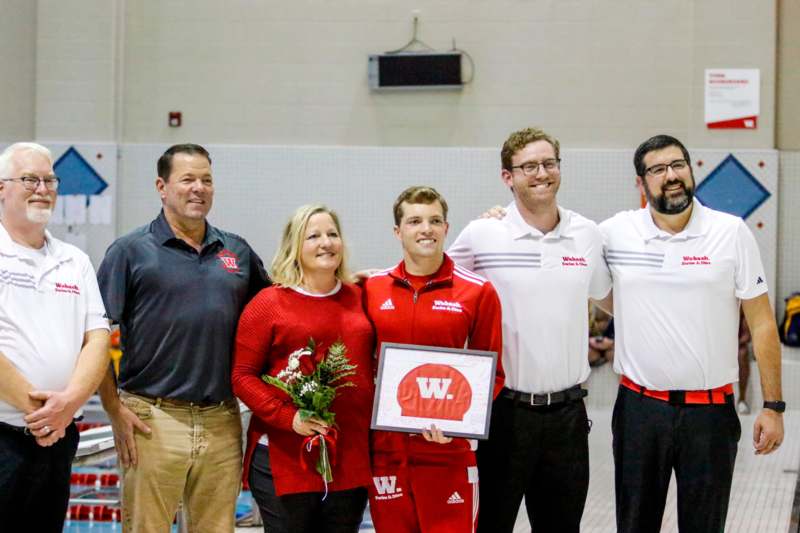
left=0, top=142, right=54, bottom=179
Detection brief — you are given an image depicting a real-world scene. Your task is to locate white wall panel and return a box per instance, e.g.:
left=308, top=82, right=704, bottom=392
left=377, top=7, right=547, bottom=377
left=119, top=0, right=776, bottom=149
left=0, top=0, right=36, bottom=140
left=116, top=144, right=777, bottom=281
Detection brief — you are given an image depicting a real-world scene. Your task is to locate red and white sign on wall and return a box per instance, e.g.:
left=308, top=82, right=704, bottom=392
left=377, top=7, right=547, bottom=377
left=705, top=68, right=760, bottom=129
left=371, top=343, right=497, bottom=439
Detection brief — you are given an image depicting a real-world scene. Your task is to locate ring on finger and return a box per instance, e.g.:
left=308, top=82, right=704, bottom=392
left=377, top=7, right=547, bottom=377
left=43, top=425, right=51, bottom=434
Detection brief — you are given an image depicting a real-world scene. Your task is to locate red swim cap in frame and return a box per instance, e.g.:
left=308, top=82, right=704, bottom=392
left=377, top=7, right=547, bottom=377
left=397, top=363, right=472, bottom=421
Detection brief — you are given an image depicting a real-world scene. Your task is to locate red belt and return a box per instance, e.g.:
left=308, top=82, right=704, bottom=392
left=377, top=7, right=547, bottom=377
left=620, top=376, right=733, bottom=405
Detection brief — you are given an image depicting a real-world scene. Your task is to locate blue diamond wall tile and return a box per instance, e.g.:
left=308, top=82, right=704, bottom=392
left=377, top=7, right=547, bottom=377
left=695, top=154, right=770, bottom=219
left=54, top=147, right=108, bottom=196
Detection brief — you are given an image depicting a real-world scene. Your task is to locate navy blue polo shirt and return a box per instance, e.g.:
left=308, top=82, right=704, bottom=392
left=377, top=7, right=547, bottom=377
left=97, top=210, right=269, bottom=403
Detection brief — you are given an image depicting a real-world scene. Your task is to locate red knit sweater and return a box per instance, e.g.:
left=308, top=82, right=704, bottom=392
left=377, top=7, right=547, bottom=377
left=231, top=283, right=375, bottom=495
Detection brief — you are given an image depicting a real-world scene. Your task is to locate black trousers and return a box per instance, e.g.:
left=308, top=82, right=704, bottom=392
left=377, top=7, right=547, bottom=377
left=476, top=394, right=591, bottom=533
left=248, top=443, right=368, bottom=533
left=0, top=421, right=79, bottom=533
left=613, top=385, right=740, bottom=533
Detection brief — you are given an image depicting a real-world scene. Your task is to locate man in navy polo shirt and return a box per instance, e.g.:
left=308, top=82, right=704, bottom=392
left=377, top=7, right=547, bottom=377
left=97, top=144, right=268, bottom=532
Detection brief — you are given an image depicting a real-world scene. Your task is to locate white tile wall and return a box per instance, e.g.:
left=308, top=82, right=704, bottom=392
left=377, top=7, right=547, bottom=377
left=7, top=1, right=788, bottom=150
left=0, top=0, right=36, bottom=140
left=34, top=0, right=117, bottom=141
left=777, top=0, right=800, bottom=149
left=778, top=152, right=800, bottom=320
left=115, top=143, right=778, bottom=277
left=112, top=0, right=777, bottom=148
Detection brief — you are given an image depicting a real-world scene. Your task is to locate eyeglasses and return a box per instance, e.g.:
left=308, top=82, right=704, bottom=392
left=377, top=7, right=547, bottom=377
left=1, top=175, right=61, bottom=192
left=510, top=159, right=561, bottom=176
left=645, top=160, right=689, bottom=177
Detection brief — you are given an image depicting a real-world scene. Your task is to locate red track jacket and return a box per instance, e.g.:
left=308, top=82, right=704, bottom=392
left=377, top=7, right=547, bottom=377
left=365, top=254, right=504, bottom=456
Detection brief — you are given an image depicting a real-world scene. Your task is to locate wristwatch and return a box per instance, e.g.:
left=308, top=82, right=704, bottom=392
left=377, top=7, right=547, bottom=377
left=763, top=401, right=786, bottom=413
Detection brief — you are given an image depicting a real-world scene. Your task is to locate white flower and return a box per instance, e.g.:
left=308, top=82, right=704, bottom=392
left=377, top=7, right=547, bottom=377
left=300, top=381, right=319, bottom=395
left=288, top=357, right=300, bottom=370
left=288, top=347, right=312, bottom=359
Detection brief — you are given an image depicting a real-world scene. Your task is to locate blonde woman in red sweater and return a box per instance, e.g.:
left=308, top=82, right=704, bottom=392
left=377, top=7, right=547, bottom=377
left=232, top=204, right=374, bottom=533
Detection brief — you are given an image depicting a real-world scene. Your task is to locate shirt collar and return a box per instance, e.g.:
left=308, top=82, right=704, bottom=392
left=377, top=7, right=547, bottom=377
left=150, top=209, right=222, bottom=248
left=389, top=253, right=455, bottom=285
left=290, top=280, right=342, bottom=297
left=506, top=202, right=574, bottom=240
left=636, top=198, right=709, bottom=242
left=0, top=220, right=66, bottom=259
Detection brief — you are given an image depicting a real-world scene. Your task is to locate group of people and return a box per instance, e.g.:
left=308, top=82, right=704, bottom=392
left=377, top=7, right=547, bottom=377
left=0, top=126, right=785, bottom=533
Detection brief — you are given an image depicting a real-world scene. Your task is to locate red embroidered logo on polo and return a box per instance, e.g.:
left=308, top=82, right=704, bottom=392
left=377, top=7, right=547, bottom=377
left=681, top=255, right=711, bottom=266
left=55, top=282, right=80, bottom=295
left=217, top=249, right=240, bottom=273
left=562, top=256, right=588, bottom=267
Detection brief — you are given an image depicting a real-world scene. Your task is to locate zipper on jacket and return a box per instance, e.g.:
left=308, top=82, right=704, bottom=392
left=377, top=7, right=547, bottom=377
left=404, top=279, right=434, bottom=304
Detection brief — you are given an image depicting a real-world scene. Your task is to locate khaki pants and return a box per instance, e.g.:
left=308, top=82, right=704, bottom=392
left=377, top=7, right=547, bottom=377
left=119, top=393, right=243, bottom=533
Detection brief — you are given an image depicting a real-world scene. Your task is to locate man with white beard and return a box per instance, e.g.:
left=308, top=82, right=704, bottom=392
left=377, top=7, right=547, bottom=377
left=0, top=142, right=110, bottom=532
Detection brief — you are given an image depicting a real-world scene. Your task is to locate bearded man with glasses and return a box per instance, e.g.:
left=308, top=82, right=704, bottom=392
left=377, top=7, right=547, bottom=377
left=0, top=142, right=110, bottom=531
left=448, top=127, right=612, bottom=532
left=600, top=134, right=784, bottom=532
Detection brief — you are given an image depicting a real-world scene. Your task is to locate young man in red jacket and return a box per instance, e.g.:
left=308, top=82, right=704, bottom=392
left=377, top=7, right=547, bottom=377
left=365, top=186, right=504, bottom=533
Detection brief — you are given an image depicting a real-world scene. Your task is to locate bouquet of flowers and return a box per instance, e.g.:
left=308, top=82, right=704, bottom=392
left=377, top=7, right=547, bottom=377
left=263, top=338, right=357, bottom=489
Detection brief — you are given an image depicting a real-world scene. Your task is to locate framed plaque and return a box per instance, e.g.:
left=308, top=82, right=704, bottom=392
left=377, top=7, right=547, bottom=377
left=370, top=342, right=498, bottom=439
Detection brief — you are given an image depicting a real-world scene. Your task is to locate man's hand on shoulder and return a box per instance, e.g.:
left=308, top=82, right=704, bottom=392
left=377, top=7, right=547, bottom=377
left=480, top=205, right=506, bottom=220
left=353, top=269, right=381, bottom=285
left=753, top=408, right=784, bottom=455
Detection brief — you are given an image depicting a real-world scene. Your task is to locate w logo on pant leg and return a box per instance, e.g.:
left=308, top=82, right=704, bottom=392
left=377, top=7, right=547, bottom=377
left=372, top=475, right=403, bottom=500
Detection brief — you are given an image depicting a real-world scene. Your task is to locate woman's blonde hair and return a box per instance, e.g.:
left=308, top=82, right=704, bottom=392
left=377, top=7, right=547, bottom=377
left=270, top=204, right=351, bottom=287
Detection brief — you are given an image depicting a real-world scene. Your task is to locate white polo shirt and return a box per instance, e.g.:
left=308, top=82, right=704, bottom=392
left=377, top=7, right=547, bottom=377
left=0, top=222, right=108, bottom=426
left=449, top=202, right=611, bottom=394
left=599, top=199, right=767, bottom=391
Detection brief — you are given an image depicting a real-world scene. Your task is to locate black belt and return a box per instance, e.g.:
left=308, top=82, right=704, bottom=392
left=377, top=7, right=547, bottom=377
left=0, top=421, right=32, bottom=435
left=0, top=419, right=79, bottom=436
left=502, top=385, right=587, bottom=407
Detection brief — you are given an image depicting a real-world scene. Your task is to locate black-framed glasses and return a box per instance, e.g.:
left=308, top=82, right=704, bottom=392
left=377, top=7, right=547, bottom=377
left=510, top=158, right=561, bottom=176
left=1, top=175, right=61, bottom=192
left=645, top=160, right=689, bottom=177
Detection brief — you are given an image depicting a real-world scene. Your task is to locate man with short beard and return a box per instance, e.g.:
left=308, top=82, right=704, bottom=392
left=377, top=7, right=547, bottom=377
left=0, top=143, right=110, bottom=531
left=600, top=134, right=784, bottom=532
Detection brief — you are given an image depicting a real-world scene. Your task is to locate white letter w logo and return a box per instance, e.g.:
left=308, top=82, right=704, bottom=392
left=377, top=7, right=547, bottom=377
left=373, top=476, right=397, bottom=495
left=416, top=377, right=452, bottom=399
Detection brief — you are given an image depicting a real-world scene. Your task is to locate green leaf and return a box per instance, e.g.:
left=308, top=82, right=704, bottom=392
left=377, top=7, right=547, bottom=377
left=298, top=409, right=317, bottom=421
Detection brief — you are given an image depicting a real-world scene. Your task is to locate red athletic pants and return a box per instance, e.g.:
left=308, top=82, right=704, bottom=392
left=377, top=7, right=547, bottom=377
left=369, top=449, right=478, bottom=533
